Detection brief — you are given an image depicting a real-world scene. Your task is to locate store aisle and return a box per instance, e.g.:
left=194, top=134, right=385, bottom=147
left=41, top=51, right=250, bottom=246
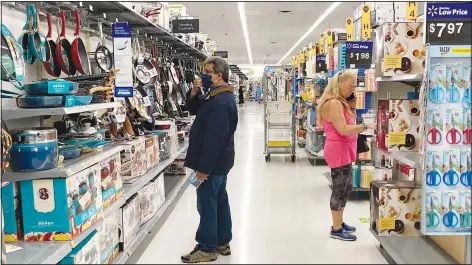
left=137, top=103, right=387, bottom=264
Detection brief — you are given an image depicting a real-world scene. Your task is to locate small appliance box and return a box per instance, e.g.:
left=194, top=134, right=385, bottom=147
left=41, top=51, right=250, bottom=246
left=164, top=153, right=186, bottom=175
left=1, top=182, right=23, bottom=242
left=100, top=153, right=123, bottom=209
left=387, top=100, right=421, bottom=152
left=118, top=195, right=139, bottom=250
left=20, top=164, right=103, bottom=242
left=156, top=132, right=170, bottom=161
left=145, top=135, right=159, bottom=170
left=59, top=230, right=100, bottom=264
left=138, top=182, right=158, bottom=226
left=98, top=212, right=120, bottom=264
left=150, top=172, right=166, bottom=211
left=120, top=138, right=147, bottom=183
left=381, top=22, right=425, bottom=76
left=370, top=181, right=422, bottom=237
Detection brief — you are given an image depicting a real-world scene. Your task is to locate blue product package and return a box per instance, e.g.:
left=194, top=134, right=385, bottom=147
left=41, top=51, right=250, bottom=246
left=1, top=182, right=22, bottom=242
left=59, top=230, right=100, bottom=264
left=189, top=171, right=203, bottom=188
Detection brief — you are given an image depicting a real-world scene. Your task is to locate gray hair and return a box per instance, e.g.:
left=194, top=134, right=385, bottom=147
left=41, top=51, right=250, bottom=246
left=204, top=56, right=229, bottom=82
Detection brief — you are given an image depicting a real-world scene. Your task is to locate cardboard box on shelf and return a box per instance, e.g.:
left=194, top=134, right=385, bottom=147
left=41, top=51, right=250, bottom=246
left=150, top=172, right=166, bottom=211
left=98, top=212, right=120, bottom=264
left=118, top=195, right=139, bottom=250
left=59, top=231, right=100, bottom=264
left=100, top=153, right=123, bottom=209
left=120, top=138, right=147, bottom=183
left=387, top=100, right=421, bottom=152
left=0, top=182, right=23, bottom=242
left=373, top=2, right=394, bottom=10
left=138, top=183, right=158, bottom=226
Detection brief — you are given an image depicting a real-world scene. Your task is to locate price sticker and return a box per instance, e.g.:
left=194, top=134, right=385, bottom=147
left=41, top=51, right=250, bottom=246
left=427, top=22, right=471, bottom=44
left=379, top=218, right=396, bottom=230
left=345, top=42, right=373, bottom=67
left=388, top=132, right=407, bottom=145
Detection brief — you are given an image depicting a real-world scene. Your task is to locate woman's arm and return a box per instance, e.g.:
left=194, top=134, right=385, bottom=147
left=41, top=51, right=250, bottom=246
left=326, top=99, right=364, bottom=135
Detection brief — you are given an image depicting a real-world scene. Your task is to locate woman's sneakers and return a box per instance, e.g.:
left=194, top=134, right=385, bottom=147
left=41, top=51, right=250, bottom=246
left=330, top=227, right=357, bottom=241
left=341, top=222, right=357, bottom=233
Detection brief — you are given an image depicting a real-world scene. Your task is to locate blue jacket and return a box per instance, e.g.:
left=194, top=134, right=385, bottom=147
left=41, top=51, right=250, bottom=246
left=184, top=86, right=238, bottom=175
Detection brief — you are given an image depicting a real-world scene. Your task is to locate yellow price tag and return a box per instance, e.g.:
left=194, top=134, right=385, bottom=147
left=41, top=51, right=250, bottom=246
left=406, top=2, right=418, bottom=20
left=361, top=4, right=371, bottom=40
left=346, top=17, right=354, bottom=41
left=326, top=30, right=333, bottom=48
left=319, top=33, right=325, bottom=54
left=379, top=218, right=396, bottom=230
left=388, top=132, right=407, bottom=145
left=384, top=55, right=402, bottom=68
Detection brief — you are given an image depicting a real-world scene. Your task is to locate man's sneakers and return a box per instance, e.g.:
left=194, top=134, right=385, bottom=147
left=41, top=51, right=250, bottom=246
left=330, top=223, right=357, bottom=241
left=181, top=244, right=231, bottom=263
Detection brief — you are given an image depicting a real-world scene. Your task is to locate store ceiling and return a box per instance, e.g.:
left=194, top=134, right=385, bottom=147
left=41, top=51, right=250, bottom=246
left=171, top=2, right=360, bottom=65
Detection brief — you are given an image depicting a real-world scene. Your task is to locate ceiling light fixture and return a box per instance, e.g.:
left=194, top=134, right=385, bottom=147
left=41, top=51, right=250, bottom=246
left=276, top=2, right=341, bottom=65
left=238, top=2, right=253, bottom=64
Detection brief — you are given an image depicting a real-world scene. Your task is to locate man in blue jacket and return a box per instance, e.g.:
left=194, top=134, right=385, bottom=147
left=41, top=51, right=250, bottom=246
left=181, top=57, right=238, bottom=263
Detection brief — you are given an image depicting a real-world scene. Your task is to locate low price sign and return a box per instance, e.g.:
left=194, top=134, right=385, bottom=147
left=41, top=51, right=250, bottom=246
left=426, top=2, right=471, bottom=44
left=315, top=55, right=327, bottom=73
left=345, top=41, right=373, bottom=67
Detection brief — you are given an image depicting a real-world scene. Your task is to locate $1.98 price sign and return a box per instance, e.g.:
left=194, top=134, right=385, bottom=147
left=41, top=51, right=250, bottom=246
left=427, top=21, right=471, bottom=44
left=345, top=41, right=373, bottom=67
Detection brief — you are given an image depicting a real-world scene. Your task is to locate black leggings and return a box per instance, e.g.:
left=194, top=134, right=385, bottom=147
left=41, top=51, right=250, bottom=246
left=330, top=164, right=353, bottom=211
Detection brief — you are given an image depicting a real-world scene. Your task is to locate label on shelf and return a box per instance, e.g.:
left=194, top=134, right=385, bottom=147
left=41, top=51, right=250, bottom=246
left=388, top=132, right=407, bottom=145
left=379, top=218, right=395, bottom=230
left=383, top=55, right=402, bottom=68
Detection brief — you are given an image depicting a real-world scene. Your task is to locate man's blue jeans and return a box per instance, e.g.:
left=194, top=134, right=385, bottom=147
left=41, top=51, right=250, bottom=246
left=196, top=174, right=232, bottom=253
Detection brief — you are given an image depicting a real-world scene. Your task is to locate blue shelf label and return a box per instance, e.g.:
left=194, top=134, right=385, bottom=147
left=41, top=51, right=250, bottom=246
left=426, top=3, right=471, bottom=20
left=112, top=22, right=131, bottom=38
left=115, top=87, right=134, bottom=97
left=112, top=22, right=133, bottom=98
left=345, top=41, right=373, bottom=51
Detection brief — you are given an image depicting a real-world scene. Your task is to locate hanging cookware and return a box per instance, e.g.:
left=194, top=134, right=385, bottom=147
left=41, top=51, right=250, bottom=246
left=133, top=38, right=158, bottom=85
left=17, top=4, right=35, bottom=64
left=94, top=21, right=112, bottom=72
left=56, top=11, right=76, bottom=75
left=1, top=24, right=25, bottom=89
left=9, top=128, right=58, bottom=171
left=71, top=9, right=90, bottom=75
left=43, top=13, right=61, bottom=77
left=31, top=4, right=48, bottom=62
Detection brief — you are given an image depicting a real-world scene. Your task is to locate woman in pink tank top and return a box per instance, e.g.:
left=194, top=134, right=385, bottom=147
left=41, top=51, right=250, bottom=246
left=316, top=70, right=376, bottom=241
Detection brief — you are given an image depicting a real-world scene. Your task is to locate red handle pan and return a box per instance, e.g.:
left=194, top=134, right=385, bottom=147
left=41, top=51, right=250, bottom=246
left=55, top=11, right=76, bottom=75
left=71, top=9, right=90, bottom=75
left=43, top=13, right=61, bottom=77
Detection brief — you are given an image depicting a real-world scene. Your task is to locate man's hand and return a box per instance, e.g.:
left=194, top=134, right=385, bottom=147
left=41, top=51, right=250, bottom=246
left=191, top=78, right=202, bottom=98
left=197, top=172, right=209, bottom=182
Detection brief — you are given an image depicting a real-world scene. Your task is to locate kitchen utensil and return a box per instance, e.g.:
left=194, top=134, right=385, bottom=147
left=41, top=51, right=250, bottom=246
left=463, top=87, right=471, bottom=109
left=397, top=133, right=416, bottom=150
left=446, top=114, right=461, bottom=144
left=460, top=157, right=471, bottom=187
left=31, top=4, right=48, bottom=62
left=58, top=145, right=82, bottom=160
left=460, top=200, right=471, bottom=227
left=427, top=198, right=441, bottom=228
left=94, top=21, right=112, bottom=72
left=133, top=38, right=157, bottom=85
left=443, top=197, right=459, bottom=228
left=426, top=157, right=441, bottom=187
left=443, top=154, right=459, bottom=186
left=56, top=11, right=76, bottom=75
left=17, top=95, right=69, bottom=108
left=447, top=71, right=460, bottom=102
left=18, top=4, right=35, bottom=64
left=427, top=115, right=442, bottom=144
left=464, top=115, right=471, bottom=144
left=71, top=10, right=90, bottom=75
left=9, top=128, right=58, bottom=171
left=23, top=79, right=78, bottom=95
left=43, top=13, right=61, bottom=77
left=428, top=84, right=445, bottom=103
left=1, top=24, right=24, bottom=89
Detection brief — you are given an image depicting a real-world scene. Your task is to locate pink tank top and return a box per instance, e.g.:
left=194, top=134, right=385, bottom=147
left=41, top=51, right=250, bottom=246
left=322, top=104, right=357, bottom=168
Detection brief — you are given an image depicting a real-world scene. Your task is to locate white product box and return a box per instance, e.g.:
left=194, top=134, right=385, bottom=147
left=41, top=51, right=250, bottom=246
left=98, top=212, right=120, bottom=264
left=118, top=196, right=139, bottom=250
left=138, top=183, right=158, bottom=226
left=373, top=2, right=394, bottom=10
left=373, top=9, right=395, bottom=26
left=394, top=2, right=407, bottom=10
left=151, top=172, right=166, bottom=211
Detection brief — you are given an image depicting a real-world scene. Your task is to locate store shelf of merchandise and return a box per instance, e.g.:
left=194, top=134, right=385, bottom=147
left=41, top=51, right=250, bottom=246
left=375, top=74, right=424, bottom=82
left=375, top=147, right=421, bottom=169
left=324, top=172, right=369, bottom=192
left=369, top=228, right=458, bottom=264
left=113, top=173, right=192, bottom=264
left=122, top=143, right=189, bottom=199
left=1, top=102, right=121, bottom=120
left=6, top=219, right=104, bottom=264
left=2, top=145, right=123, bottom=182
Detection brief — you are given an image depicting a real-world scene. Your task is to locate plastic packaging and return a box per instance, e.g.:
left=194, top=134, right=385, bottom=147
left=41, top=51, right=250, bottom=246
left=189, top=171, right=203, bottom=188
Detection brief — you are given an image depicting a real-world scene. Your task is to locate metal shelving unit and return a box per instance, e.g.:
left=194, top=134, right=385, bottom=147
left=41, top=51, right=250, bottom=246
left=375, top=147, right=421, bottom=169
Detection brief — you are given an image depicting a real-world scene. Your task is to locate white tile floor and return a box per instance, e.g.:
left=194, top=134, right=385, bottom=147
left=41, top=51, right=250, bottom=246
left=137, top=102, right=387, bottom=264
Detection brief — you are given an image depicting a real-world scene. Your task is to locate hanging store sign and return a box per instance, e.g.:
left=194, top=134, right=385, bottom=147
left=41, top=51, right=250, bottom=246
left=326, top=31, right=334, bottom=48
left=171, top=19, right=199, bottom=33
left=406, top=2, right=419, bottom=20
left=213, top=51, right=228, bottom=58
left=346, top=18, right=354, bottom=41
left=319, top=33, right=325, bottom=54
left=337, top=33, right=348, bottom=42
left=112, top=22, right=133, bottom=97
left=361, top=4, right=371, bottom=40
left=426, top=2, right=471, bottom=44
left=345, top=41, right=373, bottom=67
left=315, top=55, right=327, bottom=73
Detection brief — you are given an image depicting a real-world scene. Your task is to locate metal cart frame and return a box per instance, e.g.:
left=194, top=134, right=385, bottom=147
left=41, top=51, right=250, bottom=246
left=263, top=65, right=296, bottom=162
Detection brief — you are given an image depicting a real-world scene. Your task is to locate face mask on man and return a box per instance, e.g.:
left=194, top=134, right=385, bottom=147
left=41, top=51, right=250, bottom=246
left=200, top=74, right=214, bottom=89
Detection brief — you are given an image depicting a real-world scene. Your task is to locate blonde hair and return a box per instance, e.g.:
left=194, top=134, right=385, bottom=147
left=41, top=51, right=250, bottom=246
left=316, top=69, right=358, bottom=126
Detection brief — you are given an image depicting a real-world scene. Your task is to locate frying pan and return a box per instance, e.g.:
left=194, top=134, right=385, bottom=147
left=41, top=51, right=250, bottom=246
left=56, top=11, right=76, bottom=75
left=71, top=10, right=90, bottom=75
left=1, top=24, right=24, bottom=88
left=133, top=38, right=158, bottom=85
left=31, top=5, right=48, bottom=62
left=18, top=4, right=35, bottom=64
left=94, top=21, right=112, bottom=72
left=43, top=13, right=61, bottom=77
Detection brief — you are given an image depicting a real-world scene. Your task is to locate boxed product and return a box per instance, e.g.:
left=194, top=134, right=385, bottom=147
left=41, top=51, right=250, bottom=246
left=150, top=172, right=166, bottom=211
left=458, top=191, right=471, bottom=229
left=371, top=9, right=394, bottom=28
left=1, top=182, right=23, bottom=242
left=118, top=195, right=139, bottom=250
left=156, top=132, right=170, bottom=161
left=138, top=182, right=158, bottom=226
left=120, top=138, right=147, bottom=183
left=164, top=154, right=186, bottom=175
left=98, top=211, right=120, bottom=264
left=100, top=153, right=123, bottom=209
left=59, top=230, right=100, bottom=264
left=370, top=181, right=422, bottom=236
left=20, top=164, right=103, bottom=242
left=381, top=23, right=425, bottom=76
left=145, top=135, right=159, bottom=170
left=387, top=100, right=421, bottom=152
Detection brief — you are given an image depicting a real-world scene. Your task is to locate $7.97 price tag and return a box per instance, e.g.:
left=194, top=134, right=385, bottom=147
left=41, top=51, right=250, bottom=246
left=427, top=22, right=471, bottom=44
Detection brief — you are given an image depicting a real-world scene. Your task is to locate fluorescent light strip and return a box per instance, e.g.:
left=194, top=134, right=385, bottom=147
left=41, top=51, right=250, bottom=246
left=238, top=2, right=253, bottom=64
left=276, top=2, right=341, bottom=65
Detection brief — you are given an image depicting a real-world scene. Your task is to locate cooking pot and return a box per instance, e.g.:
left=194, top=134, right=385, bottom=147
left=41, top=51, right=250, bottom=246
left=10, top=128, right=58, bottom=171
